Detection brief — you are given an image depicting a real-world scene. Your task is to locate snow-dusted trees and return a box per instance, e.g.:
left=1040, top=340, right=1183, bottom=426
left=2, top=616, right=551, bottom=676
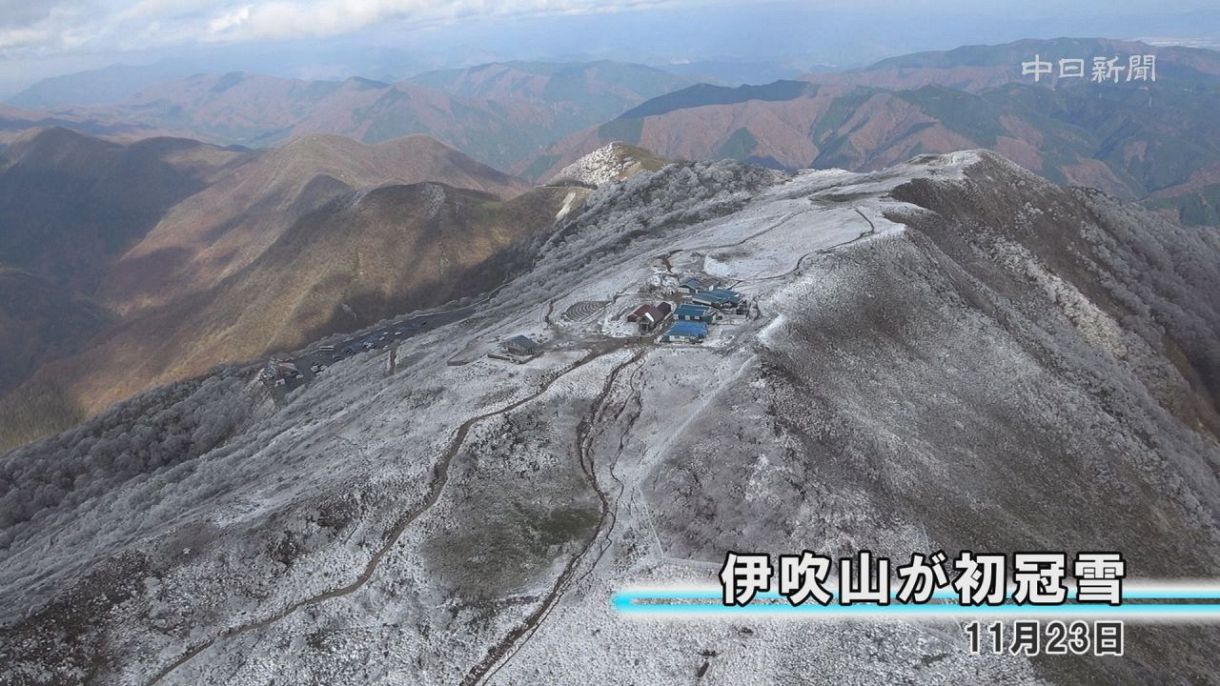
left=0, top=374, right=255, bottom=547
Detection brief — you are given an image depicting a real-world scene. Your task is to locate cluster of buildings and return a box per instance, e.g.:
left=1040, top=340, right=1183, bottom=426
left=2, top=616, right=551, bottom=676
left=492, top=276, right=747, bottom=358
left=656, top=277, right=747, bottom=344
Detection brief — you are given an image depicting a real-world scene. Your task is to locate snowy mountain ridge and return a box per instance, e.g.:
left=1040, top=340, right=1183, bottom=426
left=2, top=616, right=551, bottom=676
left=4, top=149, right=1220, bottom=684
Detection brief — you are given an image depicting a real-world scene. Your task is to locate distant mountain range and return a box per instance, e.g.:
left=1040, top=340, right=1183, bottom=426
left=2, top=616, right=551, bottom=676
left=535, top=38, right=1220, bottom=226
left=9, top=42, right=1220, bottom=229
left=0, top=128, right=580, bottom=450
left=7, top=61, right=202, bottom=109
left=6, top=62, right=690, bottom=173
left=407, top=60, right=690, bottom=127
left=0, top=103, right=181, bottom=146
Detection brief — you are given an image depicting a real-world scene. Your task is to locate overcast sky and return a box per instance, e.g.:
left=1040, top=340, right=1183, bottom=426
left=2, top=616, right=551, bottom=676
left=2, top=0, right=1218, bottom=97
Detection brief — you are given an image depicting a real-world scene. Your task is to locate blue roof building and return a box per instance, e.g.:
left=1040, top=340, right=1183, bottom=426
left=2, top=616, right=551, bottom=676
left=673, top=303, right=717, bottom=323
left=691, top=288, right=743, bottom=309
left=679, top=277, right=706, bottom=293
left=663, top=321, right=708, bottom=343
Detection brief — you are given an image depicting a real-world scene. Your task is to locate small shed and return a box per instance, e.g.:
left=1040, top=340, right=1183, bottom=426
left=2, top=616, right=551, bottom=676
left=679, top=277, right=716, bottom=294
left=504, top=335, right=539, bottom=356
left=259, top=360, right=301, bottom=389
left=261, top=360, right=299, bottom=380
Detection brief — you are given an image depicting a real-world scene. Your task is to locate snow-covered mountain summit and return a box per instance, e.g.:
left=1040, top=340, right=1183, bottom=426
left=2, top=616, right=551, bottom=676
left=546, top=140, right=668, bottom=188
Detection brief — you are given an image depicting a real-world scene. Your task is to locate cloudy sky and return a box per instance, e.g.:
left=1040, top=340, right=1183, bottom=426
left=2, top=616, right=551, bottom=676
left=0, top=0, right=683, bottom=55
left=2, top=0, right=1218, bottom=97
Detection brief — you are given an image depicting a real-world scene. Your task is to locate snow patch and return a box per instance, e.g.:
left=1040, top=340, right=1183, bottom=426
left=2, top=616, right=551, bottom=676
left=555, top=190, right=577, bottom=220
left=549, top=142, right=649, bottom=188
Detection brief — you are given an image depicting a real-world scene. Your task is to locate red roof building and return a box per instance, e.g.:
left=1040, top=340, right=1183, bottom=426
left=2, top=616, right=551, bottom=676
left=627, top=304, right=652, bottom=322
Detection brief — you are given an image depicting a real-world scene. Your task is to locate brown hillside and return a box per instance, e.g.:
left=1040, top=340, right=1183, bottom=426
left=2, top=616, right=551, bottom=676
left=99, top=134, right=531, bottom=316
left=0, top=129, right=549, bottom=450
left=0, top=128, right=247, bottom=291
left=39, top=183, right=585, bottom=414
left=534, top=85, right=983, bottom=180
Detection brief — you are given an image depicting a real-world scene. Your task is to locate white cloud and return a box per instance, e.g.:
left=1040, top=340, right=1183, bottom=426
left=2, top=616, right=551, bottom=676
left=196, top=0, right=679, bottom=42
left=0, top=0, right=683, bottom=57
left=207, top=4, right=252, bottom=34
